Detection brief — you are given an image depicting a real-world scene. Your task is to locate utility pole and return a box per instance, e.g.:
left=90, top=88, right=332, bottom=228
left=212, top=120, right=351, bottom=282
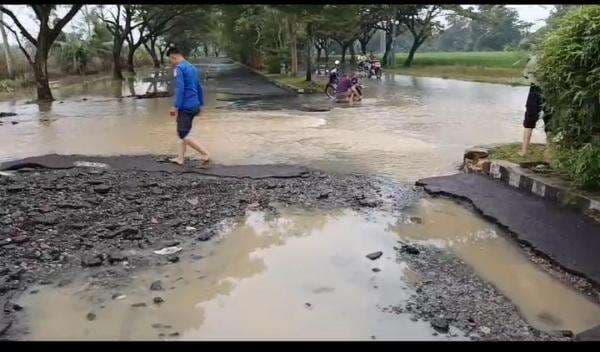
left=0, top=12, right=15, bottom=79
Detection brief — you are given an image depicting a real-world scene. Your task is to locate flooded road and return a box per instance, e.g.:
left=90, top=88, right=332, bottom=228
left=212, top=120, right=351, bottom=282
left=3, top=59, right=598, bottom=340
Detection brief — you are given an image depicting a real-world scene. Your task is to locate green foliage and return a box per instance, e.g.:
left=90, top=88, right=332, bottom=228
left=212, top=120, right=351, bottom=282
left=537, top=6, right=600, bottom=189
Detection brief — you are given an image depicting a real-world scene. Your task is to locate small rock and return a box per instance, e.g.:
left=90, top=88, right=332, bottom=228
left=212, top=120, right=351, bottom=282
left=93, top=185, right=112, bottom=195
left=166, top=255, right=179, bottom=263
left=86, top=312, right=96, bottom=321
left=409, top=217, right=423, bottom=224
left=372, top=268, right=381, bottom=272
left=153, top=297, right=165, bottom=304
left=150, top=280, right=163, bottom=291
left=6, top=185, right=24, bottom=193
left=305, top=303, right=312, bottom=309
left=197, top=231, right=212, bottom=242
left=11, top=235, right=29, bottom=244
left=431, top=318, right=450, bottom=333
left=108, top=252, right=128, bottom=264
left=366, top=251, right=383, bottom=260
left=479, top=326, right=491, bottom=335
left=81, top=254, right=103, bottom=267
left=34, top=214, right=59, bottom=225
left=400, top=244, right=420, bottom=255
left=131, top=302, right=147, bottom=308
left=169, top=332, right=179, bottom=337
left=112, top=294, right=127, bottom=300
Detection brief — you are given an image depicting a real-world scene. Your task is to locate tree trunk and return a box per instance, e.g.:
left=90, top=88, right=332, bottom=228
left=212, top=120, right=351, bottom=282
left=33, top=48, right=53, bottom=101
left=341, top=44, right=348, bottom=65
left=381, top=31, right=393, bottom=67
left=325, top=49, right=329, bottom=64
left=349, top=42, right=356, bottom=64
left=112, top=42, right=123, bottom=80
left=144, top=40, right=160, bottom=68
left=127, top=46, right=135, bottom=73
left=0, top=13, right=14, bottom=79
left=305, top=24, right=312, bottom=82
left=288, top=17, right=298, bottom=77
left=403, top=38, right=422, bottom=67
left=359, top=38, right=368, bottom=56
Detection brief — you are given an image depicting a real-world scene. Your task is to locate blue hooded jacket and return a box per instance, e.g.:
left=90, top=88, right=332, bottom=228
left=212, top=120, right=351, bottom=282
left=174, top=60, right=204, bottom=111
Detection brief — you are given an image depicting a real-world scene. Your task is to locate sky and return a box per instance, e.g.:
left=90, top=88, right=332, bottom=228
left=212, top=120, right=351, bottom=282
left=1, top=5, right=555, bottom=45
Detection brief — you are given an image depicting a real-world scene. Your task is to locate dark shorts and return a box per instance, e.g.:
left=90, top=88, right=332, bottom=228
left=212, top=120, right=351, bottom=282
left=176, top=108, right=200, bottom=139
left=524, top=84, right=552, bottom=132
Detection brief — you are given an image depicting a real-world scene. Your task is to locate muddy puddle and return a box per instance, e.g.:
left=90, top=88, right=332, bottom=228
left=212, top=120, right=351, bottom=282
left=18, top=201, right=600, bottom=340
left=17, top=206, right=464, bottom=340
left=3, top=59, right=598, bottom=340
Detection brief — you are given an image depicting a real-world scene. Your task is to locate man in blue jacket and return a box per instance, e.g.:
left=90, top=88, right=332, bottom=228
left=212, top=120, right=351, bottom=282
left=167, top=46, right=210, bottom=165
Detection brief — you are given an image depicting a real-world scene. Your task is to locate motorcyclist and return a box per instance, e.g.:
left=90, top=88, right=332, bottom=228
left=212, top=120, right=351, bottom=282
left=329, top=60, right=341, bottom=83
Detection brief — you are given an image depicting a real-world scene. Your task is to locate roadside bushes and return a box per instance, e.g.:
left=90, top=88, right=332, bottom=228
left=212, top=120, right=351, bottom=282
left=537, top=6, right=600, bottom=189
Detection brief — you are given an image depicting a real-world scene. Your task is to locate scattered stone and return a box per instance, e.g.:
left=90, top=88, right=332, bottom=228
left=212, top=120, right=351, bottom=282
left=366, top=251, right=383, bottom=260
left=479, top=326, right=491, bottom=335
left=410, top=217, right=423, bottom=224
left=196, top=231, right=212, bottom=242
left=150, top=280, right=163, bottom=291
left=6, top=185, right=25, bottom=193
left=112, top=294, right=127, bottom=300
left=166, top=255, right=179, bottom=263
left=400, top=244, right=420, bottom=255
left=372, top=268, right=381, bottom=272
left=0, top=112, right=17, bottom=117
left=131, top=302, right=147, bottom=308
left=86, top=312, right=96, bottom=321
left=153, top=297, right=165, bottom=304
left=81, top=254, right=103, bottom=267
left=93, top=185, right=112, bottom=195
left=108, top=252, right=128, bottom=264
left=431, top=318, right=450, bottom=333
left=34, top=214, right=59, bottom=226
left=153, top=246, right=182, bottom=256
left=305, top=303, right=312, bottom=309
left=11, top=235, right=29, bottom=244
left=168, top=332, right=179, bottom=337
left=105, top=227, right=141, bottom=240
left=57, top=279, right=72, bottom=287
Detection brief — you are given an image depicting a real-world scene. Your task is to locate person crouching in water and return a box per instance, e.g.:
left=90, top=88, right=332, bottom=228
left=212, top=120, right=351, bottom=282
left=335, top=74, right=355, bottom=105
left=335, top=73, right=361, bottom=105
left=167, top=46, right=210, bottom=165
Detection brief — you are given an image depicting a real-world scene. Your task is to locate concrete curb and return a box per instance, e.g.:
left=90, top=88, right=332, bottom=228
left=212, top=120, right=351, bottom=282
left=463, top=145, right=600, bottom=219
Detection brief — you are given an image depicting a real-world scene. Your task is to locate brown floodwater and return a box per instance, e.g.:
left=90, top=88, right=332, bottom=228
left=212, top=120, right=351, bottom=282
left=4, top=61, right=598, bottom=340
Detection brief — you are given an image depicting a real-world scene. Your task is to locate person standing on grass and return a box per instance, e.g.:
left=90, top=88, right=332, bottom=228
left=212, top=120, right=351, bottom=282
left=519, top=53, right=553, bottom=161
left=167, top=46, right=210, bottom=165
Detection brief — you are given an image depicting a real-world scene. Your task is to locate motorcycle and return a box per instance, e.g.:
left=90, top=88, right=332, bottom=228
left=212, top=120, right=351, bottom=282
left=325, top=69, right=340, bottom=99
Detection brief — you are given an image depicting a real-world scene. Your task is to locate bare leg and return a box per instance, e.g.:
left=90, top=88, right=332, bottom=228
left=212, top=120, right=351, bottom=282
left=519, top=128, right=533, bottom=156
left=183, top=137, right=210, bottom=162
left=170, top=139, right=186, bottom=165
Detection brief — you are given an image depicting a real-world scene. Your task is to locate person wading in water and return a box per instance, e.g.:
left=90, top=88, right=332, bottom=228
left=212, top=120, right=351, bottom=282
left=167, top=46, right=210, bottom=165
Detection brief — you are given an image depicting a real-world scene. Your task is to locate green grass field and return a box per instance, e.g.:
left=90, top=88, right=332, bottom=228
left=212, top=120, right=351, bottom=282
left=393, top=51, right=530, bottom=69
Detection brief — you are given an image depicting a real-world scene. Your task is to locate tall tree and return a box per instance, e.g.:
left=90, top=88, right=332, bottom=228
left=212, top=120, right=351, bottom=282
left=99, top=5, right=139, bottom=80
left=0, top=5, right=82, bottom=100
left=0, top=12, right=14, bottom=79
left=124, top=6, right=182, bottom=73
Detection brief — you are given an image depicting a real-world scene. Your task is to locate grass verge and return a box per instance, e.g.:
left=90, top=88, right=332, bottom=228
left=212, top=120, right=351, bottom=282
left=488, top=143, right=546, bottom=164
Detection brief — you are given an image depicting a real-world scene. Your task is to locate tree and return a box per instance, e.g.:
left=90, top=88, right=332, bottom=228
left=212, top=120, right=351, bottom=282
left=0, top=5, right=82, bottom=101
left=398, top=5, right=444, bottom=67
left=99, top=5, right=139, bottom=80
left=366, top=5, right=403, bottom=67
left=124, top=5, right=182, bottom=73
left=0, top=12, right=14, bottom=79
